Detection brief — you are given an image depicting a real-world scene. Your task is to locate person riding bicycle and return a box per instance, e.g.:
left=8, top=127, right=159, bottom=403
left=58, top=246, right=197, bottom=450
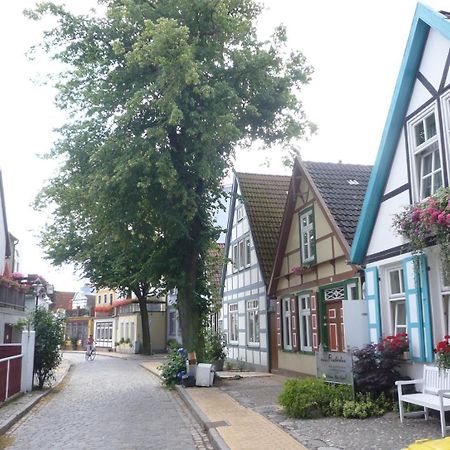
left=86, top=334, right=95, bottom=357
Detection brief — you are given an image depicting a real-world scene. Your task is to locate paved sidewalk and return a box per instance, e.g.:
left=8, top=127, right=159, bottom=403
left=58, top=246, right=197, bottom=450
left=141, top=361, right=306, bottom=450
left=0, top=358, right=71, bottom=436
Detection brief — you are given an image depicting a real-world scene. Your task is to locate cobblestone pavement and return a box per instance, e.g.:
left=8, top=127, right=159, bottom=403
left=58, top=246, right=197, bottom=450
left=1, top=353, right=212, bottom=450
left=219, top=375, right=445, bottom=450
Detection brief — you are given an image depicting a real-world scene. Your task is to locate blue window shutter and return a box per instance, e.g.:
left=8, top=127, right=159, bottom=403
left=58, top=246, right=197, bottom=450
left=402, top=256, right=425, bottom=362
left=365, top=267, right=381, bottom=344
left=418, top=254, right=433, bottom=362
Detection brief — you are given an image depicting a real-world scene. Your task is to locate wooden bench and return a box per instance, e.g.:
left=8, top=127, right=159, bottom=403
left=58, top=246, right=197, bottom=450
left=396, top=365, right=450, bottom=437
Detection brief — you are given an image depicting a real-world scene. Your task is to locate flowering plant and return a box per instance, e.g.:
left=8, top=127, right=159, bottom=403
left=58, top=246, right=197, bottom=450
left=290, top=265, right=313, bottom=276
left=434, top=336, right=450, bottom=370
left=377, top=333, right=409, bottom=355
left=393, top=188, right=450, bottom=274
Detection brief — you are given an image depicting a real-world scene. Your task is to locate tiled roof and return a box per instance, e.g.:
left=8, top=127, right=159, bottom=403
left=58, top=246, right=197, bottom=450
left=302, top=161, right=372, bottom=247
left=237, top=172, right=291, bottom=285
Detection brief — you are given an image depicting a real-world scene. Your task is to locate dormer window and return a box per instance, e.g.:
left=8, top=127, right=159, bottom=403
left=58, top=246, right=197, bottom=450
left=408, top=108, right=443, bottom=200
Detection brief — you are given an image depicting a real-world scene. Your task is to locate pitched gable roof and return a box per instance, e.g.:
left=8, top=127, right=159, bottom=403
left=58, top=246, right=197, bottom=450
left=236, top=172, right=290, bottom=285
left=303, top=161, right=372, bottom=247
left=269, top=159, right=371, bottom=295
left=350, top=4, right=450, bottom=264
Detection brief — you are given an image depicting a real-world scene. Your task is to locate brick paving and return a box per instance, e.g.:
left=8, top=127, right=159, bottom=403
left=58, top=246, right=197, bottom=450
left=0, top=353, right=212, bottom=450
left=218, top=375, right=445, bottom=450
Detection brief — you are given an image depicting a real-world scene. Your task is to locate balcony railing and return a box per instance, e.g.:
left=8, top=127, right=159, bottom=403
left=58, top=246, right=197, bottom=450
left=0, top=285, right=25, bottom=311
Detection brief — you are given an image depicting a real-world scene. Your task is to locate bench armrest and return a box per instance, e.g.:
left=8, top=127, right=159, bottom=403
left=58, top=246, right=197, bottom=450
left=395, top=378, right=423, bottom=386
left=438, top=389, right=450, bottom=397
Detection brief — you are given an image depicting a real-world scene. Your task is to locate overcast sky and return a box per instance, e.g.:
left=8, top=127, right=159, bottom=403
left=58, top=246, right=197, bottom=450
left=0, top=1, right=447, bottom=291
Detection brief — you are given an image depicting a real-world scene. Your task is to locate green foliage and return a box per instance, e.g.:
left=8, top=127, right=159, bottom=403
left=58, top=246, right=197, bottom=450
left=32, top=308, right=65, bottom=389
left=27, top=0, right=313, bottom=354
left=70, top=336, right=78, bottom=350
left=159, top=346, right=186, bottom=388
left=279, top=378, right=394, bottom=419
left=278, top=377, right=353, bottom=419
left=203, top=329, right=227, bottom=362
left=14, top=318, right=29, bottom=332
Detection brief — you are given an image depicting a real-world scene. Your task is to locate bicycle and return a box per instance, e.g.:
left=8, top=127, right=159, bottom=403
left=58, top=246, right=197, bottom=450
left=85, top=346, right=96, bottom=361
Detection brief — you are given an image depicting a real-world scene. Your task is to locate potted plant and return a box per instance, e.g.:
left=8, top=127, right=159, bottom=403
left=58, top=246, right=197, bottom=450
left=434, top=336, right=450, bottom=371
left=204, top=329, right=227, bottom=371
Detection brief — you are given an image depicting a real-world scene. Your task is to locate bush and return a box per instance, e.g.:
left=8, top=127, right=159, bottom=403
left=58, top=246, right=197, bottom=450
left=32, top=308, right=65, bottom=389
left=353, top=342, right=404, bottom=397
left=342, top=393, right=392, bottom=419
left=204, top=329, right=226, bottom=362
left=278, top=377, right=353, bottom=418
left=158, top=346, right=186, bottom=388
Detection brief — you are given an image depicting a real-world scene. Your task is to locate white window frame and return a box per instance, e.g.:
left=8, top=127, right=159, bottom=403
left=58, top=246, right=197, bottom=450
left=407, top=104, right=443, bottom=201
left=229, top=303, right=239, bottom=344
left=282, top=297, right=292, bottom=350
left=300, top=209, right=315, bottom=264
left=347, top=282, right=358, bottom=300
left=245, top=237, right=251, bottom=267
left=239, top=240, right=245, bottom=270
left=237, top=207, right=244, bottom=222
left=232, top=244, right=238, bottom=272
left=298, top=294, right=312, bottom=352
left=387, top=267, right=407, bottom=335
left=247, top=300, right=260, bottom=345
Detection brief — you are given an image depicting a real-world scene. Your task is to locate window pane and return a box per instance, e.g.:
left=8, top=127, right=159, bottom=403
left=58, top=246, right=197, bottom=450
left=397, top=302, right=406, bottom=326
left=434, top=171, right=443, bottom=193
left=246, top=239, right=251, bottom=266
left=425, top=113, right=436, bottom=138
left=389, top=270, right=402, bottom=295
left=422, top=176, right=432, bottom=198
left=422, top=153, right=432, bottom=176
left=415, top=121, right=425, bottom=146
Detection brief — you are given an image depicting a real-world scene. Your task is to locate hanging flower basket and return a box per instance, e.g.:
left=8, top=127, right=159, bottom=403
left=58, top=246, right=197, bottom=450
left=95, top=305, right=113, bottom=313
left=393, top=187, right=450, bottom=274
left=434, top=336, right=450, bottom=370
left=112, top=298, right=132, bottom=308
left=290, top=265, right=314, bottom=276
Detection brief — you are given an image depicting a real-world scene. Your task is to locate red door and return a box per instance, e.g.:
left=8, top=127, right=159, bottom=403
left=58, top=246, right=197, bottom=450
left=325, top=301, right=344, bottom=352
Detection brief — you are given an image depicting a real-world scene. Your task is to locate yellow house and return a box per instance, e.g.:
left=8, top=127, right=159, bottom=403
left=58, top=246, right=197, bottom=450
left=268, top=159, right=371, bottom=375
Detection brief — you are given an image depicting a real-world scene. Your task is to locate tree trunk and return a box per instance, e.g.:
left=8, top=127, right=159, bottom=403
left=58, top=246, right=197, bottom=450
left=137, top=295, right=152, bottom=355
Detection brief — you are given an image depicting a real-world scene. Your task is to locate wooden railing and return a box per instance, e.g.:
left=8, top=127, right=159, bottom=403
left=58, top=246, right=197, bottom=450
left=0, top=345, right=22, bottom=402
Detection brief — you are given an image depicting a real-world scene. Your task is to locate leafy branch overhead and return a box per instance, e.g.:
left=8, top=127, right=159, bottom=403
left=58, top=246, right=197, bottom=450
left=28, top=0, right=313, bottom=352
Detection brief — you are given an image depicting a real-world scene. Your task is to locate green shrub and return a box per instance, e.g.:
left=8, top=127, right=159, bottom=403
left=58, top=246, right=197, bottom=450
left=278, top=377, right=353, bottom=418
left=158, top=347, right=186, bottom=388
left=341, top=393, right=392, bottom=419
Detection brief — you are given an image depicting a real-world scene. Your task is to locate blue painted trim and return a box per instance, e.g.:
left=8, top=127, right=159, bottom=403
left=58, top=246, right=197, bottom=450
left=403, top=256, right=425, bottom=362
left=364, top=266, right=381, bottom=342
left=350, top=4, right=450, bottom=264
left=419, top=254, right=433, bottom=362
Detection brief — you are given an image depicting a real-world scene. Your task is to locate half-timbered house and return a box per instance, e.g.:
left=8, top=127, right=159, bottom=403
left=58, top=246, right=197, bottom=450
left=221, top=172, right=290, bottom=371
left=268, top=159, right=371, bottom=375
left=350, top=5, right=450, bottom=378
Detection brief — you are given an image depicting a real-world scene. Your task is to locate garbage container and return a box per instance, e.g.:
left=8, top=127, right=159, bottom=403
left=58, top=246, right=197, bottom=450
left=195, top=363, right=214, bottom=387
left=402, top=437, right=450, bottom=449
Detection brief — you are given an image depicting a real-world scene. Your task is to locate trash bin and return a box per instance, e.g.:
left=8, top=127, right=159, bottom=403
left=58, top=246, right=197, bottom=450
left=195, top=363, right=214, bottom=387
left=402, top=437, right=450, bottom=449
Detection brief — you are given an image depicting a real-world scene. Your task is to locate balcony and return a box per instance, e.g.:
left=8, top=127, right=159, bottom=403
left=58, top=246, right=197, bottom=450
left=0, top=284, right=25, bottom=311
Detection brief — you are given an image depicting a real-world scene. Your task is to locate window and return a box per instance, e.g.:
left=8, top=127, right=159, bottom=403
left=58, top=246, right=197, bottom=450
left=388, top=268, right=406, bottom=335
left=247, top=300, right=259, bottom=344
left=282, top=298, right=292, bottom=350
left=298, top=294, right=312, bottom=352
left=239, top=240, right=245, bottom=270
left=237, top=207, right=244, bottom=222
left=409, top=109, right=443, bottom=200
left=347, top=283, right=358, bottom=300
left=98, top=295, right=101, bottom=304
left=299, top=208, right=315, bottom=264
left=246, top=238, right=251, bottom=267
left=104, top=294, right=107, bottom=304
left=233, top=244, right=238, bottom=271
left=110, top=293, right=113, bottom=305
left=229, top=304, right=238, bottom=343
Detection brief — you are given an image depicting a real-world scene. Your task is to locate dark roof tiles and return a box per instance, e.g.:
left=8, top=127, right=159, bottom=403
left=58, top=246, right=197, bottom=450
left=237, top=172, right=290, bottom=285
left=302, top=161, right=372, bottom=247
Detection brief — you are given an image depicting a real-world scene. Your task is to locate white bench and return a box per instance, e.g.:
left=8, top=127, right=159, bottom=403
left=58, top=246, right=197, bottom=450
left=396, top=365, right=450, bottom=437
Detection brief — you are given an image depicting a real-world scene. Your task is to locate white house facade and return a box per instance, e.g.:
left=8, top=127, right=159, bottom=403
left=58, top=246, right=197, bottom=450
left=350, top=5, right=450, bottom=378
left=221, top=173, right=290, bottom=371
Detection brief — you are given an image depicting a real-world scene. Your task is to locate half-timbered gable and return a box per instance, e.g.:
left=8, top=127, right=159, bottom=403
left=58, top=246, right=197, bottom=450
left=221, top=172, right=290, bottom=371
left=350, top=5, right=450, bottom=378
left=269, top=159, right=371, bottom=375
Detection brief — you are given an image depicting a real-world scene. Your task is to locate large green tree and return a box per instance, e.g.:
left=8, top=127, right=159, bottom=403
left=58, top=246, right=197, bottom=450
left=29, top=0, right=313, bottom=353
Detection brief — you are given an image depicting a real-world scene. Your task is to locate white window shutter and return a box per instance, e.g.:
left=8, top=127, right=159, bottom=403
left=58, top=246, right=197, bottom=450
left=364, top=266, right=381, bottom=344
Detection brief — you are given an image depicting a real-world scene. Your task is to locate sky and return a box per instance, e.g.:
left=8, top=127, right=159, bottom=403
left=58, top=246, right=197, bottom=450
left=0, top=0, right=448, bottom=291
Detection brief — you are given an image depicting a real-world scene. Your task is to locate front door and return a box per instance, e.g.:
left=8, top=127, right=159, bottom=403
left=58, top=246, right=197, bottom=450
left=325, top=300, right=344, bottom=352
left=3, top=324, right=12, bottom=343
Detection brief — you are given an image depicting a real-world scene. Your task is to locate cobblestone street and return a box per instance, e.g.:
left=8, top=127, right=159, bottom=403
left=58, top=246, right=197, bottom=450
left=1, top=354, right=212, bottom=450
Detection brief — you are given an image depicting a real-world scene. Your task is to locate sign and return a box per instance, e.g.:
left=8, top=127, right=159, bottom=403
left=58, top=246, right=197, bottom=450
left=316, top=347, right=353, bottom=385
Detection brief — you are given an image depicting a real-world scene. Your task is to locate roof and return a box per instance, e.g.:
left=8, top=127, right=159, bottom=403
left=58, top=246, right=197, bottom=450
left=350, top=4, right=450, bottom=264
left=237, top=172, right=291, bottom=285
left=303, top=161, right=372, bottom=247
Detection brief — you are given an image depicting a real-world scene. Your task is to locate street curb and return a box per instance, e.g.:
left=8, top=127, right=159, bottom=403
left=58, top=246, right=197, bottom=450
left=175, top=385, right=230, bottom=450
left=140, top=363, right=230, bottom=450
left=0, top=362, right=73, bottom=435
